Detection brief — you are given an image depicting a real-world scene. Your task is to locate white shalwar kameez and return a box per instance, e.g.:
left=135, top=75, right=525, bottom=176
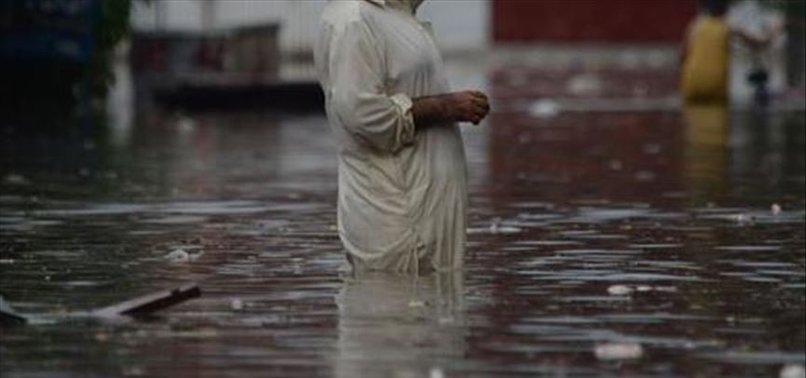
left=314, top=0, right=467, bottom=274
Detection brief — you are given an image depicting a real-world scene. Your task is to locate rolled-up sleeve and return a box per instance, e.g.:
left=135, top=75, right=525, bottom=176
left=328, top=20, right=415, bottom=153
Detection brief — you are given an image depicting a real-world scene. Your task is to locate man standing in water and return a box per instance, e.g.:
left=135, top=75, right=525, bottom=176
left=314, top=0, right=489, bottom=274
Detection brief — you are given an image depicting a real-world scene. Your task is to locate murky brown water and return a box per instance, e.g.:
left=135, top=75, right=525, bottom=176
left=1, top=99, right=804, bottom=377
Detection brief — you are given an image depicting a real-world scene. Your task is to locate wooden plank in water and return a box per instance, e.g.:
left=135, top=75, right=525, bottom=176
left=92, top=283, right=201, bottom=317
left=0, top=297, right=28, bottom=325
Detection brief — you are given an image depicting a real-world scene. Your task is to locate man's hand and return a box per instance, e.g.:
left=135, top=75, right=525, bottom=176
left=412, top=90, right=490, bottom=127
left=443, top=90, right=490, bottom=125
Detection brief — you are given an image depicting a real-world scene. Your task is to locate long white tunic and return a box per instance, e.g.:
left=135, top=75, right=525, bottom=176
left=314, top=0, right=467, bottom=273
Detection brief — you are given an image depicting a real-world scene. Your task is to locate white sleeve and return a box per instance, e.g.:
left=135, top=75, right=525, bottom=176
left=328, top=20, right=416, bottom=154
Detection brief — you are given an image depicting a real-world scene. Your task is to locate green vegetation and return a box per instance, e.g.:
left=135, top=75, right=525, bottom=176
left=0, top=0, right=132, bottom=123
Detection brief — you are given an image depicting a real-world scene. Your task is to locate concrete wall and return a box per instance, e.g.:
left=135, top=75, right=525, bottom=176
left=130, top=0, right=490, bottom=55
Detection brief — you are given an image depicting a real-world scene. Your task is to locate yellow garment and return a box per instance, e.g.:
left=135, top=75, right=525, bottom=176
left=681, top=16, right=730, bottom=103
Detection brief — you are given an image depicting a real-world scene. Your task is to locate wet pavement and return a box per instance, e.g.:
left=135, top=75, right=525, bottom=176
left=1, top=69, right=805, bottom=377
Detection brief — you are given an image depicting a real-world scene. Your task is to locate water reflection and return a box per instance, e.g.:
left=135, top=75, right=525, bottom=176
left=684, top=105, right=729, bottom=199
left=334, top=271, right=466, bottom=377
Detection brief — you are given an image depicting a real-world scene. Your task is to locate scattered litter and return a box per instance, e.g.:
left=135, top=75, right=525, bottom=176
left=230, top=298, right=244, bottom=311
left=121, top=366, right=146, bottom=376
left=165, top=249, right=190, bottom=262
left=771, top=203, right=782, bottom=216
left=177, top=115, right=196, bottom=132
left=437, top=316, right=455, bottom=325
left=3, top=173, right=29, bottom=185
left=636, top=285, right=652, bottom=292
left=164, top=248, right=203, bottom=263
left=487, top=218, right=522, bottom=234
left=566, top=73, right=602, bottom=96
left=733, top=213, right=753, bottom=224
left=429, top=367, right=445, bottom=378
left=780, top=364, right=806, bottom=378
left=594, top=342, right=644, bottom=360
left=408, top=299, right=426, bottom=308
left=529, top=99, right=560, bottom=118
left=653, top=286, right=678, bottom=293
left=607, top=285, right=633, bottom=296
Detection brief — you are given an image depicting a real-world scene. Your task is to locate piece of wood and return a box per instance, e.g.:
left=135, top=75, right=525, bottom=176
left=92, top=283, right=201, bottom=317
left=0, top=296, right=28, bottom=325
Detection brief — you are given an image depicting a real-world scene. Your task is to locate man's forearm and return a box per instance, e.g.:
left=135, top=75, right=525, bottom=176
left=412, top=94, right=453, bottom=128
left=412, top=91, right=490, bottom=128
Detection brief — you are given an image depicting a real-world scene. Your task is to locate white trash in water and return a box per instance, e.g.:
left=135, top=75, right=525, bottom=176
left=429, top=367, right=445, bottom=378
left=3, top=173, right=29, bottom=185
left=529, top=99, right=561, bottom=118
left=408, top=299, right=426, bottom=308
left=607, top=285, right=634, bottom=296
left=733, top=214, right=752, bottom=224
left=164, top=248, right=203, bottom=262
left=780, top=364, right=806, bottom=378
left=771, top=203, right=782, bottom=215
left=594, top=342, right=644, bottom=360
left=230, top=298, right=244, bottom=311
left=165, top=249, right=190, bottom=262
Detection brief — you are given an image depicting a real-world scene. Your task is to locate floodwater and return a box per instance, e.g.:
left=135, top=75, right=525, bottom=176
left=1, top=87, right=805, bottom=376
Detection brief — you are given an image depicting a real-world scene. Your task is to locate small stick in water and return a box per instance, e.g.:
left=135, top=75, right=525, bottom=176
left=92, top=284, right=201, bottom=317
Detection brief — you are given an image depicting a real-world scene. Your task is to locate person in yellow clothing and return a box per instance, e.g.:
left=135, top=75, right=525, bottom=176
left=681, top=0, right=768, bottom=104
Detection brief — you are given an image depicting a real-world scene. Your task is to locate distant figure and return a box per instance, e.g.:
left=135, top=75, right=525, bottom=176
left=680, top=0, right=769, bottom=104
left=314, top=0, right=490, bottom=274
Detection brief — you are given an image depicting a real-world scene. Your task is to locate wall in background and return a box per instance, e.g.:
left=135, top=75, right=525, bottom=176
left=130, top=0, right=490, bottom=55
left=492, top=0, right=697, bottom=43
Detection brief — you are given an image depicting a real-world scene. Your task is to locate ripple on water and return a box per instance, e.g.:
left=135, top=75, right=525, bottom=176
left=33, top=203, right=149, bottom=216
left=628, top=243, right=684, bottom=250
left=140, top=215, right=208, bottom=225
left=576, top=208, right=652, bottom=221
left=155, top=200, right=273, bottom=215
left=526, top=272, right=704, bottom=282
left=555, top=249, right=642, bottom=256
left=715, top=246, right=783, bottom=252
left=512, top=240, right=583, bottom=247
left=698, top=351, right=806, bottom=365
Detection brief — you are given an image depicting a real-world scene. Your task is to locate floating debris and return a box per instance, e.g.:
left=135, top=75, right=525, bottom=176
left=489, top=218, right=522, bottom=234
left=771, top=203, right=782, bottom=216
left=529, top=99, right=560, bottom=118
left=429, top=367, right=445, bottom=378
left=594, top=342, right=644, bottom=360
left=92, top=284, right=201, bottom=318
left=780, top=364, right=806, bottom=378
left=164, top=248, right=203, bottom=263
left=3, top=173, right=29, bottom=186
left=607, top=285, right=634, bottom=296
left=0, top=296, right=28, bottom=325
left=230, top=298, right=244, bottom=311
left=733, top=213, right=753, bottom=224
